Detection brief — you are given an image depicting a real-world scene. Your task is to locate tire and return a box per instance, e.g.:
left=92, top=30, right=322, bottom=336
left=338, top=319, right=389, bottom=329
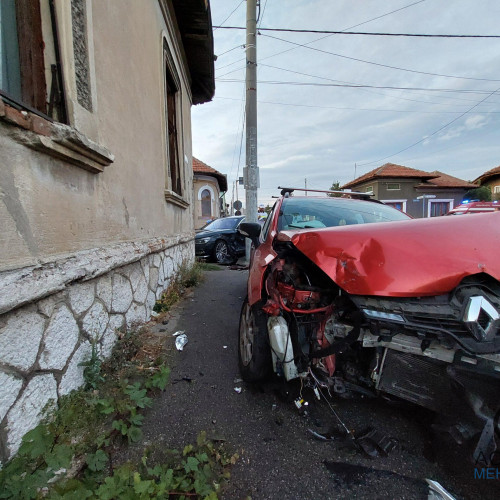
left=213, top=239, right=236, bottom=264
left=238, top=299, right=272, bottom=382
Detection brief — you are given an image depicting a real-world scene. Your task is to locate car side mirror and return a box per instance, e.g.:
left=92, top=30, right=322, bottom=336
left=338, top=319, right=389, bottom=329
left=238, top=222, right=261, bottom=248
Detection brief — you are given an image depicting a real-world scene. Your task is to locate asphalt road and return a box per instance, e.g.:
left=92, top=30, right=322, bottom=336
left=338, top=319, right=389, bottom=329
left=140, top=266, right=499, bottom=500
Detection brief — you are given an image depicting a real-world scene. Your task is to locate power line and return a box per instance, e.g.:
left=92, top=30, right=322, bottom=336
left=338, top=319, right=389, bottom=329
left=217, top=78, right=499, bottom=95
left=228, top=84, right=246, bottom=185
left=214, top=95, right=500, bottom=114
left=341, top=0, right=427, bottom=32
left=260, top=33, right=500, bottom=83
left=357, top=86, right=500, bottom=167
left=214, top=1, right=244, bottom=31
left=214, top=27, right=500, bottom=39
left=216, top=76, right=500, bottom=107
left=257, top=63, right=500, bottom=104
left=257, top=0, right=268, bottom=29
left=217, top=44, right=245, bottom=58
left=215, top=0, right=428, bottom=76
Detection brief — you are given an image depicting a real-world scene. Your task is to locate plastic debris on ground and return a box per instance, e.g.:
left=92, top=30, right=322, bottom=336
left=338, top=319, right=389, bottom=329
left=307, top=429, right=344, bottom=441
left=172, top=376, right=192, bottom=384
left=306, top=383, right=398, bottom=458
left=172, top=330, right=184, bottom=337
left=355, top=427, right=399, bottom=458
left=426, top=479, right=456, bottom=500
left=175, top=333, right=188, bottom=351
left=308, top=425, right=399, bottom=458
left=150, top=310, right=160, bottom=318
left=234, top=387, right=242, bottom=393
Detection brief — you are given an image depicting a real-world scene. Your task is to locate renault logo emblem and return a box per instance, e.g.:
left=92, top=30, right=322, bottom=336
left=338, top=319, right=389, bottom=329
left=463, top=296, right=500, bottom=341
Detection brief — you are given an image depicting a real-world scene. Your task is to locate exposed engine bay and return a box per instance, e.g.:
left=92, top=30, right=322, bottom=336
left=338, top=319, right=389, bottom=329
left=259, top=242, right=500, bottom=465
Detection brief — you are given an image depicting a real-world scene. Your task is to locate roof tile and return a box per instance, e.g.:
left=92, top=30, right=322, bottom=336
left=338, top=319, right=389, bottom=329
left=192, top=157, right=228, bottom=192
left=473, top=165, right=500, bottom=184
left=419, top=171, right=476, bottom=189
left=342, top=163, right=437, bottom=189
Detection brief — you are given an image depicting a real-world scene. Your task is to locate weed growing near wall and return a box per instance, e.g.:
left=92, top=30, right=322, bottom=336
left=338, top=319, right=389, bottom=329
left=0, top=305, right=236, bottom=499
left=154, top=261, right=207, bottom=313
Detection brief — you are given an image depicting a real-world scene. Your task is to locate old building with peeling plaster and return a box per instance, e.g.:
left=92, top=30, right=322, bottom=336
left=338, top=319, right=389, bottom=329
left=0, top=0, right=215, bottom=461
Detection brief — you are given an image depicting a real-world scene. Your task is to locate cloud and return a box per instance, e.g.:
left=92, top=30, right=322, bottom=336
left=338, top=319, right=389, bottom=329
left=465, top=114, right=488, bottom=130
left=193, top=0, right=500, bottom=206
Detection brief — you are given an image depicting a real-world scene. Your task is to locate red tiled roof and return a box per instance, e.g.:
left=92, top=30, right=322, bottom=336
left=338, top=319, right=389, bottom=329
left=192, top=157, right=228, bottom=191
left=473, top=165, right=500, bottom=184
left=417, top=171, right=476, bottom=189
left=342, top=163, right=438, bottom=189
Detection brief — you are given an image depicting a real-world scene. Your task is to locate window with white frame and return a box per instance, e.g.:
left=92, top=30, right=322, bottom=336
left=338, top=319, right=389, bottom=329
left=198, top=185, right=215, bottom=217
left=387, top=183, right=400, bottom=191
left=201, top=189, right=211, bottom=217
left=429, top=199, right=453, bottom=217
left=494, top=186, right=500, bottom=194
left=381, top=199, right=407, bottom=212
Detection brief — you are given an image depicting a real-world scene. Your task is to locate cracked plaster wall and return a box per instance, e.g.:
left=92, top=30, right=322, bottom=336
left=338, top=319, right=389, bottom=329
left=0, top=241, right=193, bottom=462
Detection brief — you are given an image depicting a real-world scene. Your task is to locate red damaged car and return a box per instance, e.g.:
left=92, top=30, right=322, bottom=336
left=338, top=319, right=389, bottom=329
left=238, top=187, right=500, bottom=463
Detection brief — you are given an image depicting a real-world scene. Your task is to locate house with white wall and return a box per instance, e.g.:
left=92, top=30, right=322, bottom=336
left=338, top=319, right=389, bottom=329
left=192, top=157, right=228, bottom=229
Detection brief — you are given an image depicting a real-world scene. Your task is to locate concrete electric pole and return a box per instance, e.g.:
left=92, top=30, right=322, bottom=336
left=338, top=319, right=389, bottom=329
left=244, top=0, right=259, bottom=261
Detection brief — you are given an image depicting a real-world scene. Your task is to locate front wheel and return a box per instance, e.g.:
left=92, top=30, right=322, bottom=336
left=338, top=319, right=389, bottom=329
left=238, top=299, right=272, bottom=382
left=214, top=239, right=236, bottom=264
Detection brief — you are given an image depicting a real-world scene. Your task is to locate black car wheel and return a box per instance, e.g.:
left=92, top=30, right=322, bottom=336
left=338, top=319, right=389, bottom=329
left=238, top=299, right=272, bottom=382
left=214, top=239, right=236, bottom=264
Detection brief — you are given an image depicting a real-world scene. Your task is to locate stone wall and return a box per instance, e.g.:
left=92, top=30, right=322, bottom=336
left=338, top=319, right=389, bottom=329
left=0, top=239, right=194, bottom=462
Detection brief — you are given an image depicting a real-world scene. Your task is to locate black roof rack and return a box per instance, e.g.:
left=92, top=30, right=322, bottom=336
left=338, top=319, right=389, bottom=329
left=277, top=186, right=375, bottom=200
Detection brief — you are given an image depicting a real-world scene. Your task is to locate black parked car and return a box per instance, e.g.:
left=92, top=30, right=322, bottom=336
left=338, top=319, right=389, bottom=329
left=195, top=216, right=246, bottom=264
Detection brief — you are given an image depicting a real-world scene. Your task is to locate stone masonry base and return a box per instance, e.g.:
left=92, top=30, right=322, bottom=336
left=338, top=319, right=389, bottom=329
left=0, top=240, right=194, bottom=462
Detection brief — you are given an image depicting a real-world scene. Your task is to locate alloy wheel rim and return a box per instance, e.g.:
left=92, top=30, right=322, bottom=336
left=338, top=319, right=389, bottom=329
left=240, top=303, right=254, bottom=366
left=216, top=242, right=228, bottom=262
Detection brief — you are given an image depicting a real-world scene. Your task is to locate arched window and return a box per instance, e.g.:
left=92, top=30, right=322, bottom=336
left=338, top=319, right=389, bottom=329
left=201, top=189, right=211, bottom=217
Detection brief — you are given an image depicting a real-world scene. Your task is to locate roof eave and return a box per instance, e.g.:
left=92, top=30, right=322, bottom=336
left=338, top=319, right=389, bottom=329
left=172, top=0, right=215, bottom=105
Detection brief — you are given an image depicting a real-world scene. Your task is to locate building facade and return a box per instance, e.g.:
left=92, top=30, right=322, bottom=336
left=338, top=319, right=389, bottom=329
left=342, top=163, right=475, bottom=218
left=192, top=157, right=228, bottom=229
left=0, top=0, right=214, bottom=460
left=474, top=166, right=500, bottom=200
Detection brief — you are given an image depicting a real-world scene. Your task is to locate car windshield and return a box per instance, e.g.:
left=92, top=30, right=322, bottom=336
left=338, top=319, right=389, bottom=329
left=278, top=197, right=409, bottom=231
left=202, top=217, right=243, bottom=231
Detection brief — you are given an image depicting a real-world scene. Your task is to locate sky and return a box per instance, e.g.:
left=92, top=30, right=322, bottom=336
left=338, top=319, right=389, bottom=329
left=191, top=0, right=500, bottom=208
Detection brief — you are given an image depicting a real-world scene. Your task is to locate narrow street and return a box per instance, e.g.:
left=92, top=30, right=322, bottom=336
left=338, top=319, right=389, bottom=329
left=140, top=267, right=498, bottom=500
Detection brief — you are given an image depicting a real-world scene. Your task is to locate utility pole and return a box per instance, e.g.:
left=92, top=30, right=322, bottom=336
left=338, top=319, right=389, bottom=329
left=244, top=0, right=258, bottom=261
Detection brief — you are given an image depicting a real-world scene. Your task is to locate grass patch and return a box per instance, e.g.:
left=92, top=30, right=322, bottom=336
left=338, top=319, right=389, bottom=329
left=0, top=265, right=237, bottom=499
left=153, top=261, right=206, bottom=314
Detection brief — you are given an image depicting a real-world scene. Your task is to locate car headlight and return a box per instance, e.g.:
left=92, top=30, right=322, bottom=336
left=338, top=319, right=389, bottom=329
left=197, top=237, right=212, bottom=244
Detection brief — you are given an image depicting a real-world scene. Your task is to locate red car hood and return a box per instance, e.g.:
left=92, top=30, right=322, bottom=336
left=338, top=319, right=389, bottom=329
left=277, top=212, right=500, bottom=297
